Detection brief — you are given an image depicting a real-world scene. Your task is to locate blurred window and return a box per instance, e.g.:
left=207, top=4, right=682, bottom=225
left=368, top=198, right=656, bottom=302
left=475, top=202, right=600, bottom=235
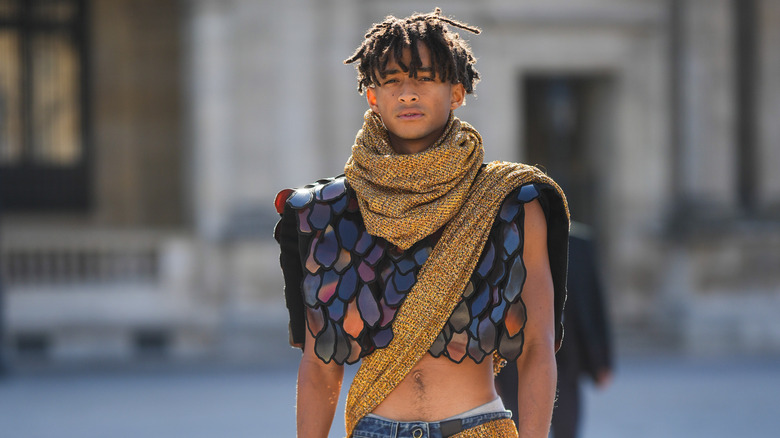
left=0, top=0, right=89, bottom=211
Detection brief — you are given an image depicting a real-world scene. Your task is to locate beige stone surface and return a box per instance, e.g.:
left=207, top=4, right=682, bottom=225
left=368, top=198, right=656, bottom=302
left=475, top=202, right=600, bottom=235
left=92, top=0, right=185, bottom=226
left=4, top=0, right=780, bottom=364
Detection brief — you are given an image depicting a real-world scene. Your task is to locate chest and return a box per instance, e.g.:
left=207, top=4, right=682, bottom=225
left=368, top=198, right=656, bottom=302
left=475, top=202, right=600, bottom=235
left=288, top=176, right=537, bottom=365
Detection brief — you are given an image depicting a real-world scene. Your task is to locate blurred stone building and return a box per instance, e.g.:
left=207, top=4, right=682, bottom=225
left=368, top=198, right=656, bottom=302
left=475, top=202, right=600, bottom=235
left=1, top=0, right=779, bottom=367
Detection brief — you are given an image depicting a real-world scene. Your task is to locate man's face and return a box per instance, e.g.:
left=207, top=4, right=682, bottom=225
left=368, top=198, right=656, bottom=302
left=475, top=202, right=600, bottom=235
left=366, top=42, right=465, bottom=154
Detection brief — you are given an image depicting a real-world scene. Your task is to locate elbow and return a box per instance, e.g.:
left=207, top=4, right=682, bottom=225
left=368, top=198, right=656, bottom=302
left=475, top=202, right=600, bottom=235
left=299, top=353, right=344, bottom=382
left=517, top=339, right=556, bottom=371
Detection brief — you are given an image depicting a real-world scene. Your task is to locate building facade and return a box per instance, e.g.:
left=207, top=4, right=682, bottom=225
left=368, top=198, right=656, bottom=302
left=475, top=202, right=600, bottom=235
left=1, top=0, right=779, bottom=367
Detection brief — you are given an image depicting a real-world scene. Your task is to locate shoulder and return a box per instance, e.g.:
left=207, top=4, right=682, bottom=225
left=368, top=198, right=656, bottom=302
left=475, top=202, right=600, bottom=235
left=274, top=175, right=352, bottom=214
left=489, top=184, right=548, bottom=263
left=493, top=181, right=547, bottom=225
left=480, top=161, right=566, bottom=217
left=273, top=175, right=359, bottom=242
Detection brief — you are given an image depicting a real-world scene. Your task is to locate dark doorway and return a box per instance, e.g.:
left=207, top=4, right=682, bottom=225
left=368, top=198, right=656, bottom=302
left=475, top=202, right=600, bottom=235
left=523, top=75, right=613, bottom=228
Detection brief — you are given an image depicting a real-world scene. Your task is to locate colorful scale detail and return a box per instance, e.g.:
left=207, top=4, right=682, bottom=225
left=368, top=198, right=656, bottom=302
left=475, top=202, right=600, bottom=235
left=279, top=175, right=541, bottom=365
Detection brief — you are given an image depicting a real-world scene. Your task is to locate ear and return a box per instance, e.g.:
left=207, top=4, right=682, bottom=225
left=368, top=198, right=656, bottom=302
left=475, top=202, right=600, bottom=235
left=366, top=87, right=380, bottom=113
left=450, top=83, right=466, bottom=110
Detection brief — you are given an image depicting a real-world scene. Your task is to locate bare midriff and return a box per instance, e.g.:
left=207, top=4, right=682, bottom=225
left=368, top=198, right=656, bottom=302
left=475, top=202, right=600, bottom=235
left=370, top=346, right=499, bottom=422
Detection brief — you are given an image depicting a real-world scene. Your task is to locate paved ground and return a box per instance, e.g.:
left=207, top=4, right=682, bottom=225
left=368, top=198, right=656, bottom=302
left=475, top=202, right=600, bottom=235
left=1, top=354, right=778, bottom=437
left=579, top=354, right=780, bottom=438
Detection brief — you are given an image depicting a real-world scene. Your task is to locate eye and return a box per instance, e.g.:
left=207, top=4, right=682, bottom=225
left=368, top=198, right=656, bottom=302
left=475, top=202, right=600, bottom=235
left=382, top=78, right=399, bottom=85
left=418, top=76, right=434, bottom=82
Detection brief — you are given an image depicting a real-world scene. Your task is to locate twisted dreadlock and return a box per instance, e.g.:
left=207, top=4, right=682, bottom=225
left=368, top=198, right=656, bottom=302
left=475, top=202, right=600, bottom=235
left=344, top=8, right=481, bottom=95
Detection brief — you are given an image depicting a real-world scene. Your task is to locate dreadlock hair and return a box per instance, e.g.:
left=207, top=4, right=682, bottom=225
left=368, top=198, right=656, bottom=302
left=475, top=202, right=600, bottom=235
left=344, top=8, right=481, bottom=95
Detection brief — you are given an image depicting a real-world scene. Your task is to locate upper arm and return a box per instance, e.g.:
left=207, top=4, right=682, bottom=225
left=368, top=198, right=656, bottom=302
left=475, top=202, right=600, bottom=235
left=297, top=299, right=344, bottom=438
left=519, top=199, right=555, bottom=350
left=299, top=316, right=344, bottom=385
left=299, top=301, right=343, bottom=377
left=278, top=202, right=307, bottom=349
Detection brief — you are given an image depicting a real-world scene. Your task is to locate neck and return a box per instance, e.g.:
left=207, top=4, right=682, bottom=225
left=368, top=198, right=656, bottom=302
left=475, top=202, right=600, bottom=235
left=387, top=125, right=448, bottom=154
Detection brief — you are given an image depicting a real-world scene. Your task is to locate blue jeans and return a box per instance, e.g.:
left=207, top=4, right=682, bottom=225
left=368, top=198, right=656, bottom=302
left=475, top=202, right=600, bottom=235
left=352, top=411, right=512, bottom=438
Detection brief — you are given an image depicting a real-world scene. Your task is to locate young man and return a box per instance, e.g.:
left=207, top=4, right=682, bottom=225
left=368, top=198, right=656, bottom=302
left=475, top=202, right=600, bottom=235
left=275, top=9, right=569, bottom=438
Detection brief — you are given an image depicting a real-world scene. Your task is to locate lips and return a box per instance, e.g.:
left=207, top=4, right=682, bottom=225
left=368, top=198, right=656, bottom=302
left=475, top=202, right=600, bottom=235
left=397, top=109, right=424, bottom=120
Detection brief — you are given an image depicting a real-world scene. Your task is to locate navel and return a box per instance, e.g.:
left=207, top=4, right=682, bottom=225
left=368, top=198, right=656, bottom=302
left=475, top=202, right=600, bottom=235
left=413, top=369, right=425, bottom=393
left=409, top=368, right=431, bottom=418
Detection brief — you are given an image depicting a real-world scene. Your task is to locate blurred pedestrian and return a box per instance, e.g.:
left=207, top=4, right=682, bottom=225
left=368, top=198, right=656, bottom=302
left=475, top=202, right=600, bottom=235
left=496, top=222, right=612, bottom=437
left=551, top=223, right=613, bottom=438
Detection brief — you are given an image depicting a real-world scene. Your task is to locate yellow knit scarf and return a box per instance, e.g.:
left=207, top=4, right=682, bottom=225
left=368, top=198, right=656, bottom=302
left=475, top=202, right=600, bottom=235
left=345, top=110, right=483, bottom=251
left=343, top=110, right=567, bottom=437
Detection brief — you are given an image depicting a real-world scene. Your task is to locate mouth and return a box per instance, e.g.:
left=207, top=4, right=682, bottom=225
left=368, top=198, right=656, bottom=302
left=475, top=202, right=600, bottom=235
left=397, top=109, right=424, bottom=120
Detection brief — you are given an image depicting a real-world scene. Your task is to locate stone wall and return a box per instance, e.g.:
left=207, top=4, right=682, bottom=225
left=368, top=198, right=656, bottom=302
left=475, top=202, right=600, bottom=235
left=92, top=0, right=185, bottom=226
left=4, top=0, right=780, bottom=365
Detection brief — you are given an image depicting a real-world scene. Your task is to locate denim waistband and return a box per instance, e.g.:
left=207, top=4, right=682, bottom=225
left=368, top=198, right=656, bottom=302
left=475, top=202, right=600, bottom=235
left=352, top=410, right=512, bottom=438
left=440, top=398, right=506, bottom=421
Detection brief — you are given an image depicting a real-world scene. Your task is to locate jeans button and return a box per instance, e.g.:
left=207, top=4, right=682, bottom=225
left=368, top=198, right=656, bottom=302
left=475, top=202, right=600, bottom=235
left=412, top=427, right=423, bottom=438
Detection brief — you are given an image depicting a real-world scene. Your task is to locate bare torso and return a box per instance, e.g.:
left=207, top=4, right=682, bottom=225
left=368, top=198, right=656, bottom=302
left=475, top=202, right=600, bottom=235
left=370, top=338, right=499, bottom=422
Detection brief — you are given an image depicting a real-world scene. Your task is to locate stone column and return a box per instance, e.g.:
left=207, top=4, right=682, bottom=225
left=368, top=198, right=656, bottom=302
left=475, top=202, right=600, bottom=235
left=184, top=0, right=235, bottom=241
left=677, top=0, right=737, bottom=216
left=758, top=0, right=780, bottom=211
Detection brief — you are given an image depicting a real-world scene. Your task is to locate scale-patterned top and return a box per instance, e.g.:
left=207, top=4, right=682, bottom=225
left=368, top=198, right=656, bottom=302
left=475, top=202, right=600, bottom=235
left=275, top=173, right=569, bottom=365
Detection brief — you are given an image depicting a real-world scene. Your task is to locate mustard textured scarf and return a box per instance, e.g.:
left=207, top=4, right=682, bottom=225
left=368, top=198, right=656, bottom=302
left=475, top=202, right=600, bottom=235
left=343, top=110, right=568, bottom=437
left=345, top=110, right=484, bottom=251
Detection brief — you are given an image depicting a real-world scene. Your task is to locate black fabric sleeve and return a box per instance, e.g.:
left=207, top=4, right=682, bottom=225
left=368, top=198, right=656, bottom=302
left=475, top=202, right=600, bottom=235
left=535, top=184, right=570, bottom=351
left=276, top=204, right=306, bottom=348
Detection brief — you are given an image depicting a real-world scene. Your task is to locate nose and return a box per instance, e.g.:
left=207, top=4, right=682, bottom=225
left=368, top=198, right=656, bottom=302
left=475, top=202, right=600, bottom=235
left=398, top=81, right=419, bottom=103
